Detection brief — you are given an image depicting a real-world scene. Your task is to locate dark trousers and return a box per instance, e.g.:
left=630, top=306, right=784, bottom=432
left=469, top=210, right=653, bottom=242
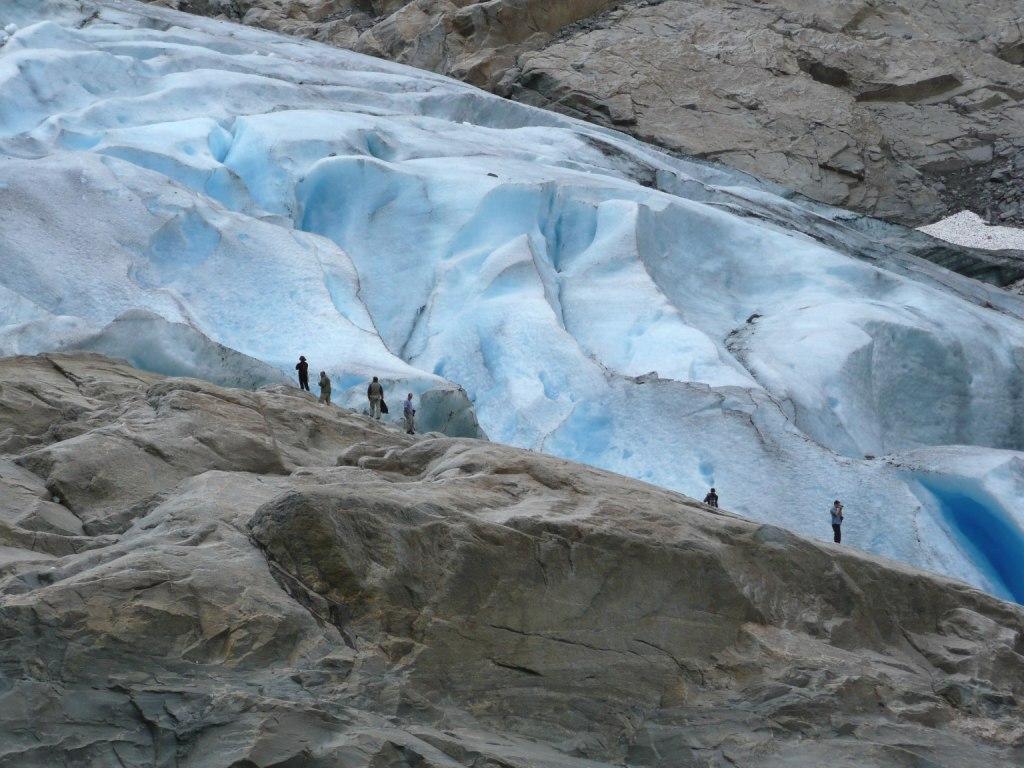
left=832, top=524, right=842, bottom=543
left=299, top=376, right=309, bottom=392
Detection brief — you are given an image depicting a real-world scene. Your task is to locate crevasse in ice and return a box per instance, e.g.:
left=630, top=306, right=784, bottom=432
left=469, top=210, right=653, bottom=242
left=2, top=0, right=1024, bottom=600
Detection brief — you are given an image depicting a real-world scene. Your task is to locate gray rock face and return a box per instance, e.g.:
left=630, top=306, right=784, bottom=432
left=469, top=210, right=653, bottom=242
left=2, top=352, right=1023, bottom=766
left=144, top=0, right=1024, bottom=226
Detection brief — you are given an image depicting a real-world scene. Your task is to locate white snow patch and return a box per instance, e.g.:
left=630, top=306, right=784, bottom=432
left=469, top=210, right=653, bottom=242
left=918, top=211, right=1024, bottom=252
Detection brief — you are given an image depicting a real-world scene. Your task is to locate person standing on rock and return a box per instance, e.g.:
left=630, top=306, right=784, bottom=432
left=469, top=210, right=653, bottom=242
left=295, top=356, right=310, bottom=392
left=367, top=376, right=384, bottom=420
left=830, top=500, right=844, bottom=543
left=703, top=488, right=719, bottom=508
left=318, top=371, right=331, bottom=405
left=404, top=392, right=416, bottom=435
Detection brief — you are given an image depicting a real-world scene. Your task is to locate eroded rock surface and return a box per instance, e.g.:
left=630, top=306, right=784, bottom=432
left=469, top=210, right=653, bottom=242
left=145, top=0, right=1024, bottom=226
left=1, top=352, right=1022, bottom=766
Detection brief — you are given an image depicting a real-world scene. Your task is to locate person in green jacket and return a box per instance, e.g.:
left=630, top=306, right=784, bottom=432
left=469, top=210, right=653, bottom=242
left=318, top=371, right=331, bottom=405
left=367, top=376, right=383, bottom=419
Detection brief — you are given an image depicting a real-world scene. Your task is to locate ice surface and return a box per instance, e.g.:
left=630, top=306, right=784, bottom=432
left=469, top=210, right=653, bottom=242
left=896, top=447, right=1024, bottom=603
left=3, top=0, right=1024, bottom=598
left=68, top=309, right=294, bottom=389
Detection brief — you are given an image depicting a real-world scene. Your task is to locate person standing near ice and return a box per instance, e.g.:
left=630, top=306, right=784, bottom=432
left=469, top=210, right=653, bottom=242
left=703, top=488, right=719, bottom=508
left=367, top=376, right=384, bottom=420
left=830, top=500, right=844, bottom=543
left=295, top=356, right=310, bottom=392
left=318, top=371, right=331, bottom=405
left=404, top=393, right=416, bottom=435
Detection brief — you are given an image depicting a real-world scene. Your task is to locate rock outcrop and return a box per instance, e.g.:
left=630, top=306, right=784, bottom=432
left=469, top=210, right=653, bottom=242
left=1, top=352, right=1022, bottom=766
left=145, top=0, right=1024, bottom=226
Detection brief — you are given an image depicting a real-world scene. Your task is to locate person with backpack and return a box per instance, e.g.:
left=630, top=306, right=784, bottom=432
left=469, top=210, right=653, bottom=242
left=703, top=488, right=719, bottom=508
left=830, top=500, right=844, bottom=543
left=295, top=356, right=310, bottom=392
left=403, top=392, right=416, bottom=435
left=367, top=376, right=384, bottom=420
left=318, top=371, right=331, bottom=405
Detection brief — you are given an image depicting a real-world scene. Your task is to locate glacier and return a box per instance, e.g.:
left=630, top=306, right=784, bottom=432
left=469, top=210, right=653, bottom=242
left=2, top=0, right=1024, bottom=600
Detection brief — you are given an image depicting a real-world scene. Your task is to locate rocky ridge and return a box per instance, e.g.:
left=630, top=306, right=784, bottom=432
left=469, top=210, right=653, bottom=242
left=145, top=0, right=1024, bottom=227
left=1, top=352, right=1022, bottom=766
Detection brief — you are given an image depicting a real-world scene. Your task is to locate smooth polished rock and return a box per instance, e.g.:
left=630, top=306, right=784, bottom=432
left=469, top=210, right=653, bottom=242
left=0, top=353, right=1021, bottom=766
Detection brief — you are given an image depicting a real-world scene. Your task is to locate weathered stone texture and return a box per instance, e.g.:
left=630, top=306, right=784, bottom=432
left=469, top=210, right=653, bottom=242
left=1, top=353, right=1022, bottom=765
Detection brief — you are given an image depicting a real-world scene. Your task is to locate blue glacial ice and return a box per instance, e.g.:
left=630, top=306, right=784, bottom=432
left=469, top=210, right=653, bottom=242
left=902, top=448, right=1024, bottom=604
left=2, top=0, right=1024, bottom=598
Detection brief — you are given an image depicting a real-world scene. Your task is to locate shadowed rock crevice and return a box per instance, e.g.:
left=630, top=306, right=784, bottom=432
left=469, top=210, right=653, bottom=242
left=798, top=57, right=853, bottom=87
left=856, top=73, right=964, bottom=103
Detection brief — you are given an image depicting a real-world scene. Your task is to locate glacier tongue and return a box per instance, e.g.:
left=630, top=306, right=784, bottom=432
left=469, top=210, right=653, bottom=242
left=2, top=0, right=1024, bottom=598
